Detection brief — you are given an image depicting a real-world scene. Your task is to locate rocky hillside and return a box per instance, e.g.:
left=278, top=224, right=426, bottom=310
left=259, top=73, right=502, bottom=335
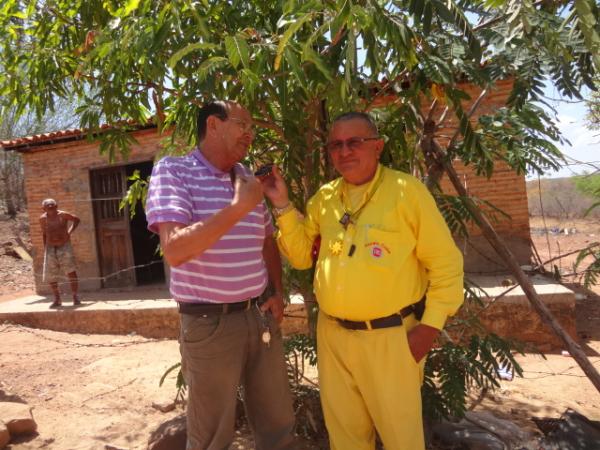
left=0, top=211, right=33, bottom=298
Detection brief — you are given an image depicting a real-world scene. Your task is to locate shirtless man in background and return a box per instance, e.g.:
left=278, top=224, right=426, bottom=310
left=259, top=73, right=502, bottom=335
left=39, top=198, right=81, bottom=308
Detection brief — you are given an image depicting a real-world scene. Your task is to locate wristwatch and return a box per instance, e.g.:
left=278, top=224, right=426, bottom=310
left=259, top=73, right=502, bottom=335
left=273, top=203, right=295, bottom=217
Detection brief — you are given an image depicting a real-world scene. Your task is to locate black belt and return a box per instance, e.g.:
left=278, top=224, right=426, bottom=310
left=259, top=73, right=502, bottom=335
left=178, top=297, right=260, bottom=315
left=335, top=303, right=418, bottom=331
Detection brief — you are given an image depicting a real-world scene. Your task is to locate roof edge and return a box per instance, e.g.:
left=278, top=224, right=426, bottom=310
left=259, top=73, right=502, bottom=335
left=1, top=122, right=157, bottom=152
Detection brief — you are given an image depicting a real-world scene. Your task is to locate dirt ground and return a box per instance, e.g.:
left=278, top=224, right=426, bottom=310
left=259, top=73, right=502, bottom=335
left=529, top=216, right=600, bottom=281
left=1, top=214, right=600, bottom=449
left=0, top=212, right=34, bottom=301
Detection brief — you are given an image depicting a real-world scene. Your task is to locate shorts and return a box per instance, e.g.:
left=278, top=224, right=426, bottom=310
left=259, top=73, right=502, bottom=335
left=43, top=242, right=77, bottom=282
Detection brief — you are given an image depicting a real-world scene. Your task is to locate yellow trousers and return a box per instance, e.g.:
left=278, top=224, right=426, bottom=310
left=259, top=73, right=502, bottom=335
left=317, top=312, right=425, bottom=450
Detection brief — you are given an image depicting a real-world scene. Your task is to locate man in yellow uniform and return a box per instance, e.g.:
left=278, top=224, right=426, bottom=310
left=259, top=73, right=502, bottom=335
left=261, top=112, right=464, bottom=450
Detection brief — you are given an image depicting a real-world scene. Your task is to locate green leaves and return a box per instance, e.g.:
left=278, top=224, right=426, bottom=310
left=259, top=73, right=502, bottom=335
left=302, top=47, right=332, bottom=82
left=158, top=361, right=187, bottom=403
left=574, top=0, right=600, bottom=71
left=120, top=170, right=149, bottom=219
left=3, top=0, right=595, bottom=159
left=197, top=56, right=228, bottom=82
left=408, top=0, right=482, bottom=60
left=478, top=105, right=565, bottom=176
left=573, top=244, right=600, bottom=289
left=224, top=34, right=250, bottom=69
left=167, top=42, right=219, bottom=69
left=103, top=0, right=141, bottom=18
left=423, top=332, right=524, bottom=420
left=275, top=12, right=314, bottom=70
left=432, top=0, right=482, bottom=60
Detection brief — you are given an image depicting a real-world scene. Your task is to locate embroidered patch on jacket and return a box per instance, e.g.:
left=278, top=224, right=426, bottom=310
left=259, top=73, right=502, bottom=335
left=364, top=241, right=391, bottom=258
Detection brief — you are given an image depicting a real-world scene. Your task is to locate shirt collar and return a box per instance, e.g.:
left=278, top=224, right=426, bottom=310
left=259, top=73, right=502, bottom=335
left=340, top=164, right=383, bottom=201
left=192, top=147, right=228, bottom=177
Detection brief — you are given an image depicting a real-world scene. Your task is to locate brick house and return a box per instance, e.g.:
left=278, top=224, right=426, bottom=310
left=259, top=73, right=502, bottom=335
left=1, top=80, right=532, bottom=295
left=2, top=125, right=167, bottom=293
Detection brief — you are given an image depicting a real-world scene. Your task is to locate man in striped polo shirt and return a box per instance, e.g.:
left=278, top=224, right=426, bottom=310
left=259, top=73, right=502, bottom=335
left=146, top=101, right=297, bottom=450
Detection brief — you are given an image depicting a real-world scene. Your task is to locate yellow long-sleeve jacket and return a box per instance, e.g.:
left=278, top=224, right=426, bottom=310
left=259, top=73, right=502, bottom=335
left=276, top=165, right=464, bottom=330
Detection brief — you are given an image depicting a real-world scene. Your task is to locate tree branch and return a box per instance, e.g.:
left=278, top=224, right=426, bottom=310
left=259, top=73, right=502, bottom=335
left=535, top=242, right=600, bottom=270
left=472, top=0, right=549, bottom=31
left=447, top=88, right=488, bottom=153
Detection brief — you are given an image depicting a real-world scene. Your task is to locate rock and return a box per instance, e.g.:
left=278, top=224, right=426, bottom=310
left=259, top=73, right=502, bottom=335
left=432, top=411, right=536, bottom=450
left=0, top=402, right=37, bottom=435
left=147, top=414, right=186, bottom=450
left=464, top=411, right=533, bottom=445
left=534, top=408, right=600, bottom=449
left=0, top=389, right=25, bottom=403
left=151, top=401, right=176, bottom=413
left=0, top=421, right=9, bottom=449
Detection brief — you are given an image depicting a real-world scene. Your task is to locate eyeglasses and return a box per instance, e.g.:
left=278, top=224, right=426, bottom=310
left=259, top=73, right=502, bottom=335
left=325, top=137, right=380, bottom=153
left=226, top=117, right=255, bottom=133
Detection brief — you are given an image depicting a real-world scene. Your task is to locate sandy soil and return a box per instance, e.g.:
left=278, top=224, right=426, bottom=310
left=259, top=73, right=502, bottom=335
left=529, top=216, right=600, bottom=286
left=1, top=327, right=183, bottom=450
left=1, top=214, right=599, bottom=449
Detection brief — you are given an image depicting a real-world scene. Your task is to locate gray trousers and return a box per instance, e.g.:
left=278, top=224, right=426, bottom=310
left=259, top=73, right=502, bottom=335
left=180, top=306, right=297, bottom=450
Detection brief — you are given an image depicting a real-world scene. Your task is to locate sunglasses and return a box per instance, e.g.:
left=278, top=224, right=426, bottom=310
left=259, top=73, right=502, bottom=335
left=325, top=136, right=379, bottom=153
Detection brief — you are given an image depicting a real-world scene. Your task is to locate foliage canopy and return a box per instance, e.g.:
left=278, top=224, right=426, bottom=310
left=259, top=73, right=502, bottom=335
left=585, top=76, right=600, bottom=130
left=1, top=0, right=598, bottom=198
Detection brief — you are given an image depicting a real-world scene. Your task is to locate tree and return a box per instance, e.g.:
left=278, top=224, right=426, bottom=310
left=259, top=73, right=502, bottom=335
left=575, top=172, right=600, bottom=197
left=573, top=172, right=600, bottom=287
left=528, top=176, right=600, bottom=219
left=586, top=76, right=600, bottom=130
left=1, top=0, right=600, bottom=416
left=0, top=99, right=78, bottom=216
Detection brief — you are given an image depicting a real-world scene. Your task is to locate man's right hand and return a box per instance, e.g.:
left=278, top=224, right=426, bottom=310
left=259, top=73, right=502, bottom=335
left=232, top=174, right=263, bottom=213
left=260, top=166, right=290, bottom=208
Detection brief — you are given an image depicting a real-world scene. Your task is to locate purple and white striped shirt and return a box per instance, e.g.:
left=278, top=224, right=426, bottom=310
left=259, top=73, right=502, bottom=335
left=146, top=149, right=273, bottom=304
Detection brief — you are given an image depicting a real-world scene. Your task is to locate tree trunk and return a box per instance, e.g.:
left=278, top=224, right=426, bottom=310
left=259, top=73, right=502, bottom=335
left=430, top=139, right=600, bottom=394
left=1, top=151, right=17, bottom=217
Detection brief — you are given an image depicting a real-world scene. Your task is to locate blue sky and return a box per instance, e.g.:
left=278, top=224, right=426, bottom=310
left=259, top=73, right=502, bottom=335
left=538, top=84, right=599, bottom=179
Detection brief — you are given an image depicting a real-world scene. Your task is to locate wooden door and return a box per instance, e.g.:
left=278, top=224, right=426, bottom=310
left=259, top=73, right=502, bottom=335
left=90, top=167, right=136, bottom=288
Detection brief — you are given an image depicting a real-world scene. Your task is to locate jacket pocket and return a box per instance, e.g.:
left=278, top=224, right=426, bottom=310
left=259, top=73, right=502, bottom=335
left=362, top=227, right=415, bottom=271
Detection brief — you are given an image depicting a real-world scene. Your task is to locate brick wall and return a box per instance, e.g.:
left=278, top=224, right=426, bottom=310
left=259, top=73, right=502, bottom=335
left=440, top=160, right=532, bottom=273
left=23, top=129, right=164, bottom=294
left=432, top=80, right=532, bottom=272
left=379, top=78, right=532, bottom=272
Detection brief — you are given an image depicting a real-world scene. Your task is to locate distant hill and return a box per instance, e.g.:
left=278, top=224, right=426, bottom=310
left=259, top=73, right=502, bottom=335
left=527, top=177, right=600, bottom=219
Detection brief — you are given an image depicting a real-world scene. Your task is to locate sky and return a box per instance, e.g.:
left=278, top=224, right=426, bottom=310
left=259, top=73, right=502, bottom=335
left=537, top=84, right=599, bottom=179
